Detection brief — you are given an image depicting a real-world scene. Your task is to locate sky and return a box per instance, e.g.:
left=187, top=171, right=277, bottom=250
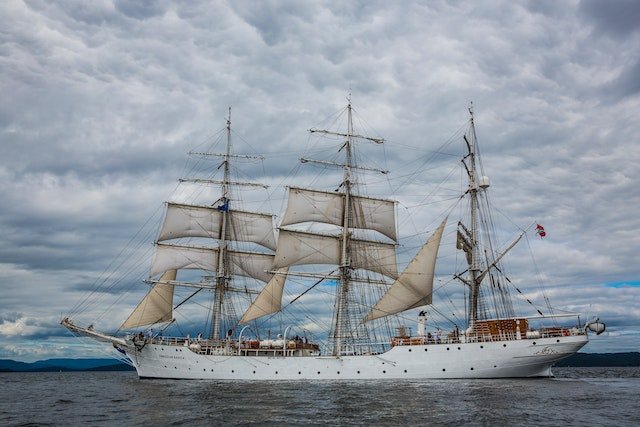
left=1, top=0, right=639, bottom=362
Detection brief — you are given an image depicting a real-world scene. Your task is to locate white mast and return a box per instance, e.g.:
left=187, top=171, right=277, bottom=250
left=212, top=108, right=232, bottom=340
left=333, top=100, right=354, bottom=356
left=467, top=105, right=482, bottom=328
left=275, top=98, right=390, bottom=356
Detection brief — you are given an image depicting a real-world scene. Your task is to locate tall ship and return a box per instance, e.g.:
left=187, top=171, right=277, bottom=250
left=62, top=102, right=605, bottom=379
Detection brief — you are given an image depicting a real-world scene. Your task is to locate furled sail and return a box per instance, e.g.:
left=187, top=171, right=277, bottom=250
left=150, top=243, right=274, bottom=283
left=239, top=267, right=289, bottom=323
left=273, top=229, right=398, bottom=278
left=363, top=218, right=447, bottom=322
left=120, top=269, right=176, bottom=329
left=157, top=203, right=276, bottom=250
left=280, top=187, right=397, bottom=241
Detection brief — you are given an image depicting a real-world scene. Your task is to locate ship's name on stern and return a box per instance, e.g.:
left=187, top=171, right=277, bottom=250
left=535, top=347, right=557, bottom=355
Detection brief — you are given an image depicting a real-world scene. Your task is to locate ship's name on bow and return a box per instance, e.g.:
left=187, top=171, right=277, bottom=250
left=160, top=355, right=185, bottom=360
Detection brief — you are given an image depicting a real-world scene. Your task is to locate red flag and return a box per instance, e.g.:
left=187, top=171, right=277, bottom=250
left=536, top=224, right=546, bottom=238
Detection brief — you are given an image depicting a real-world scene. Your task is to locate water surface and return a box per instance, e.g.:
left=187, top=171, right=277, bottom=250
left=1, top=367, right=638, bottom=426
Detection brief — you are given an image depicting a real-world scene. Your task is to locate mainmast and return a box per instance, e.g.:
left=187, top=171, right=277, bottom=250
left=334, top=100, right=354, bottom=356
left=280, top=98, right=389, bottom=356
left=212, top=108, right=232, bottom=340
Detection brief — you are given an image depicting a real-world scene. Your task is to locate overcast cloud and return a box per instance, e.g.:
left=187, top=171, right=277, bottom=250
left=1, top=0, right=639, bottom=361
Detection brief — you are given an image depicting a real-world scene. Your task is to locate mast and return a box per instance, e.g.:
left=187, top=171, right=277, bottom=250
left=467, top=105, right=482, bottom=328
left=129, top=110, right=274, bottom=335
left=212, top=107, right=232, bottom=340
left=333, top=100, right=354, bottom=356
left=274, top=98, right=390, bottom=356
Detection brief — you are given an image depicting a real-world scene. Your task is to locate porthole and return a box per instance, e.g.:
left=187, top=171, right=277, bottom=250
left=317, top=371, right=321, bottom=375
left=503, top=344, right=507, bottom=347
left=298, top=371, right=301, bottom=375
left=533, top=342, right=536, bottom=345
left=408, top=349, right=412, bottom=352
left=493, top=365, right=497, bottom=368
left=442, top=368, right=446, bottom=372
left=357, top=371, right=360, bottom=374
left=203, top=369, right=205, bottom=372
left=383, top=370, right=386, bottom=374
left=424, top=348, right=428, bottom=352
left=253, top=371, right=256, bottom=374
left=404, top=370, right=407, bottom=373
left=470, top=367, right=474, bottom=370
left=275, top=371, right=278, bottom=375
left=231, top=370, right=234, bottom=373
left=457, top=347, right=461, bottom=350
left=337, top=371, right=340, bottom=375
left=480, top=345, right=484, bottom=349
left=557, top=339, right=560, bottom=343
left=446, top=347, right=450, bottom=351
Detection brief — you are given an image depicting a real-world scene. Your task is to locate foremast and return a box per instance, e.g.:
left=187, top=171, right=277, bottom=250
left=181, top=108, right=272, bottom=340
left=120, top=108, right=275, bottom=340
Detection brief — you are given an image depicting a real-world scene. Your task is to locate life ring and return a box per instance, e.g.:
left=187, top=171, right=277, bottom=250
left=562, top=329, right=570, bottom=337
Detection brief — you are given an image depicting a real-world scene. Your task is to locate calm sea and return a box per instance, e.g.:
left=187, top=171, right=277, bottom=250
left=1, top=367, right=638, bottom=426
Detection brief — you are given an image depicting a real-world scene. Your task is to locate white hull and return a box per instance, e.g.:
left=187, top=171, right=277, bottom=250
left=125, top=334, right=587, bottom=380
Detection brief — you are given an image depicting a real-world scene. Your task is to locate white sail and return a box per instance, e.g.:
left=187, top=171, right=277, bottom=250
left=228, top=250, right=277, bottom=284
left=157, top=203, right=276, bottom=250
left=150, top=244, right=219, bottom=277
left=280, top=187, right=397, bottom=241
left=120, top=269, right=176, bottom=329
left=363, top=218, right=447, bottom=322
left=273, top=229, right=398, bottom=278
left=351, top=194, right=397, bottom=241
left=150, top=243, right=274, bottom=283
left=239, top=267, right=289, bottom=323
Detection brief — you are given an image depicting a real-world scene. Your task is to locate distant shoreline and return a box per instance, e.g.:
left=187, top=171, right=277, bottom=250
left=0, top=358, right=135, bottom=372
left=553, top=352, right=639, bottom=367
left=1, top=352, right=638, bottom=372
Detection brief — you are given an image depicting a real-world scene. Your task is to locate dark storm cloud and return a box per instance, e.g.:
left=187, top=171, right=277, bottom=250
left=113, top=0, right=169, bottom=20
left=578, top=0, right=640, bottom=39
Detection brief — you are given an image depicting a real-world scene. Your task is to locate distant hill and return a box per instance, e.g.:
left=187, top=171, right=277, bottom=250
left=0, top=358, right=135, bottom=372
left=554, top=352, right=639, bottom=367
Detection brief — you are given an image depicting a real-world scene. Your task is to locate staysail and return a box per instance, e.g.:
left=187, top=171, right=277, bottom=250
left=239, top=267, right=289, bottom=323
left=363, top=217, right=447, bottom=322
left=120, top=269, right=177, bottom=329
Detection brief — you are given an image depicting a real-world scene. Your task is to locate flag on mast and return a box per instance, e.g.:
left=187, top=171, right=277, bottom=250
left=536, top=224, right=546, bottom=238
